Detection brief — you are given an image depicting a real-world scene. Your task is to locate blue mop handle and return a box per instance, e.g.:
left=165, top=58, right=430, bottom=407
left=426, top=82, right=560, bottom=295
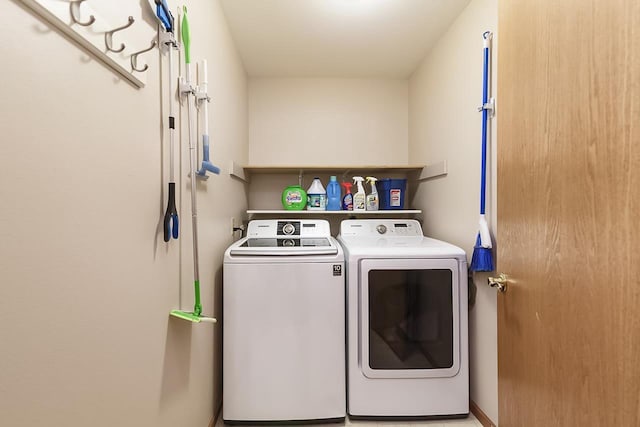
left=480, top=31, right=491, bottom=215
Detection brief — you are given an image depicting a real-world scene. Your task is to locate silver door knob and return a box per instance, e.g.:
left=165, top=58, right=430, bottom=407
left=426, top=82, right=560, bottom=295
left=488, top=273, right=508, bottom=293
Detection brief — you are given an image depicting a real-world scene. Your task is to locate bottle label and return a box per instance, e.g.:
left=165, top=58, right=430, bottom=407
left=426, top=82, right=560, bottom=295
left=366, top=195, right=378, bottom=210
left=308, top=193, right=326, bottom=209
left=343, top=193, right=353, bottom=210
left=286, top=191, right=303, bottom=205
left=390, top=189, right=401, bottom=207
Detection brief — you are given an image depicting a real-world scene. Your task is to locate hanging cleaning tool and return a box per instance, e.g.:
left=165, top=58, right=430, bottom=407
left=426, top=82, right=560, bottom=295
left=352, top=176, right=366, bottom=212
left=154, top=0, right=179, bottom=242
left=365, top=176, right=379, bottom=211
left=154, top=0, right=173, bottom=33
left=470, top=31, right=495, bottom=272
left=341, top=181, right=353, bottom=211
left=195, top=59, right=220, bottom=179
left=170, top=6, right=216, bottom=324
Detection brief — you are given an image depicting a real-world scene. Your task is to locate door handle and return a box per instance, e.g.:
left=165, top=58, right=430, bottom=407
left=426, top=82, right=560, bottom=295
left=488, top=273, right=508, bottom=293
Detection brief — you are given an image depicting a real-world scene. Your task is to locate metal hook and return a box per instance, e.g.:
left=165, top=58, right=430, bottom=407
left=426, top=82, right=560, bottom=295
left=69, top=0, right=95, bottom=27
left=130, top=40, right=157, bottom=72
left=105, top=16, right=134, bottom=53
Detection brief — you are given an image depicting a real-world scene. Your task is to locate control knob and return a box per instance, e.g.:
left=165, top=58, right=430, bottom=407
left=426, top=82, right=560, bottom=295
left=282, top=223, right=296, bottom=235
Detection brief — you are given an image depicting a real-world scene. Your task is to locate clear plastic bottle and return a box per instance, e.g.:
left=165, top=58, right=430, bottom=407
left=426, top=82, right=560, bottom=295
left=326, top=176, right=342, bottom=211
left=307, top=177, right=326, bottom=210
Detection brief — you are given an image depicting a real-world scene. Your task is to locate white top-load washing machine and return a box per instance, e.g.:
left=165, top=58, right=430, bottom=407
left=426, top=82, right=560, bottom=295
left=338, top=219, right=468, bottom=419
left=223, top=219, right=346, bottom=423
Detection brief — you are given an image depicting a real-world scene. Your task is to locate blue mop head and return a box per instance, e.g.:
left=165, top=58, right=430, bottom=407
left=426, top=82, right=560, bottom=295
left=196, top=135, right=220, bottom=179
left=196, top=161, right=220, bottom=177
left=470, top=234, right=494, bottom=272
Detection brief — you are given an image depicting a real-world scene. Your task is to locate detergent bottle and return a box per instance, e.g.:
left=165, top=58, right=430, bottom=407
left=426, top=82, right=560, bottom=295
left=366, top=176, right=379, bottom=211
left=353, top=176, right=366, bottom=212
left=326, top=176, right=342, bottom=211
left=341, top=182, right=353, bottom=210
left=281, top=185, right=307, bottom=210
left=307, top=177, right=326, bottom=210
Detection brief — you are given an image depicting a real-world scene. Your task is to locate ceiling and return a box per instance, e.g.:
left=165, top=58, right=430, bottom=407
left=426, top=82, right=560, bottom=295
left=219, top=0, right=471, bottom=78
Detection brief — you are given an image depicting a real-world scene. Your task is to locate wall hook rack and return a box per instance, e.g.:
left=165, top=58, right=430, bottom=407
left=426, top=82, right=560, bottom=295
left=21, top=0, right=155, bottom=88
left=130, top=40, right=157, bottom=72
left=69, top=0, right=95, bottom=27
left=105, top=16, right=134, bottom=53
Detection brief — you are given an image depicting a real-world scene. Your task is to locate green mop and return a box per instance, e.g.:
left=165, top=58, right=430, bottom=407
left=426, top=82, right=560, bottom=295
left=170, top=6, right=216, bottom=324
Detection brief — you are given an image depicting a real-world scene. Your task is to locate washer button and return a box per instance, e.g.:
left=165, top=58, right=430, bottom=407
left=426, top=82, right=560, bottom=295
left=376, top=224, right=387, bottom=235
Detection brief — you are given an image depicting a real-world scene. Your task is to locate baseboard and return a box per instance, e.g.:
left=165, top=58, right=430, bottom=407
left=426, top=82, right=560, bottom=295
left=209, top=400, right=223, bottom=427
left=470, top=400, right=496, bottom=427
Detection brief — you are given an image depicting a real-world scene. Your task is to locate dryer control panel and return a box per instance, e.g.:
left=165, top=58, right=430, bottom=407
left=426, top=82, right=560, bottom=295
left=340, top=219, right=423, bottom=237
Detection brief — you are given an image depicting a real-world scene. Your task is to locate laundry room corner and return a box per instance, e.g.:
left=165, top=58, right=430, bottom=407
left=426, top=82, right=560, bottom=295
left=0, top=1, right=248, bottom=426
left=408, top=0, right=498, bottom=423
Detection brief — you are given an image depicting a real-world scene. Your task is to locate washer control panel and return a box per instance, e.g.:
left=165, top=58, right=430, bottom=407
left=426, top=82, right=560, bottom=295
left=246, top=219, right=332, bottom=238
left=278, top=221, right=300, bottom=236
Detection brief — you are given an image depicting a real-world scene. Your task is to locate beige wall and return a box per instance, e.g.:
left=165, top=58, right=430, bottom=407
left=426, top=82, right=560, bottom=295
left=248, top=78, right=408, bottom=166
left=409, top=0, right=498, bottom=423
left=0, top=1, right=247, bottom=426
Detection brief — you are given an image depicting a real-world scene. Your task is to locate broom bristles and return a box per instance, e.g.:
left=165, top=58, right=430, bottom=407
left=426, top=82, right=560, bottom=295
left=470, top=233, right=494, bottom=272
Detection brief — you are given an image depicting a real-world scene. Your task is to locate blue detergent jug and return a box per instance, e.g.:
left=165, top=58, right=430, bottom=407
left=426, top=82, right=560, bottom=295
left=326, top=176, right=342, bottom=211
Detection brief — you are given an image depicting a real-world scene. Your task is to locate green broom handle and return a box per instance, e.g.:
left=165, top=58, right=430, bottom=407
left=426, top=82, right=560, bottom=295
left=182, top=6, right=190, bottom=64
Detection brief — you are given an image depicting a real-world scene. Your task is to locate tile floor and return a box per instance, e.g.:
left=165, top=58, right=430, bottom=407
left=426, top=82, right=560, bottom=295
left=217, top=413, right=482, bottom=427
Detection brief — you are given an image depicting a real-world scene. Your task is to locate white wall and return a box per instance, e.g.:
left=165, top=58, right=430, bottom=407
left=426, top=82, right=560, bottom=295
left=409, top=0, right=498, bottom=423
left=248, top=78, right=408, bottom=166
left=0, top=1, right=247, bottom=426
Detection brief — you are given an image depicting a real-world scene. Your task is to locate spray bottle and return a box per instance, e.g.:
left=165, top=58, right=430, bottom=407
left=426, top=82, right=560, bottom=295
left=366, top=176, right=379, bottom=211
left=353, top=176, right=366, bottom=212
left=341, top=182, right=353, bottom=210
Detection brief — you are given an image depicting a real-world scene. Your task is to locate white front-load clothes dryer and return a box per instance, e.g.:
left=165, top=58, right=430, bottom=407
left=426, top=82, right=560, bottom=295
left=338, top=219, right=468, bottom=420
left=223, top=219, right=346, bottom=424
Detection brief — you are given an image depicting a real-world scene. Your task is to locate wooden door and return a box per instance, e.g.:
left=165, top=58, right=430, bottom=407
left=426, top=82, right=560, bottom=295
left=496, top=0, right=640, bottom=425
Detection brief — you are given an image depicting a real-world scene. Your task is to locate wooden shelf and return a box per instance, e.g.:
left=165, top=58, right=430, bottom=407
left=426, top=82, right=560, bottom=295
left=243, top=165, right=425, bottom=174
left=247, top=210, right=422, bottom=215
left=234, top=165, right=435, bottom=216
left=229, top=162, right=449, bottom=183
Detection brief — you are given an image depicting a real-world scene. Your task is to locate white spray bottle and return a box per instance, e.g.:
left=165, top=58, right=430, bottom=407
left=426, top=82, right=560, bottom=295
left=353, top=176, right=366, bottom=211
left=366, top=176, right=379, bottom=211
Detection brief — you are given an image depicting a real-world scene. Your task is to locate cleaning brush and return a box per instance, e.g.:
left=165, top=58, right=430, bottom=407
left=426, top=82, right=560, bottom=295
left=470, top=31, right=494, bottom=273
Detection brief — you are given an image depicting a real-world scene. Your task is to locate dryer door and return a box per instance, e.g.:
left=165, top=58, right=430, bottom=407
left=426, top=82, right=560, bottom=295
left=359, top=258, right=460, bottom=379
